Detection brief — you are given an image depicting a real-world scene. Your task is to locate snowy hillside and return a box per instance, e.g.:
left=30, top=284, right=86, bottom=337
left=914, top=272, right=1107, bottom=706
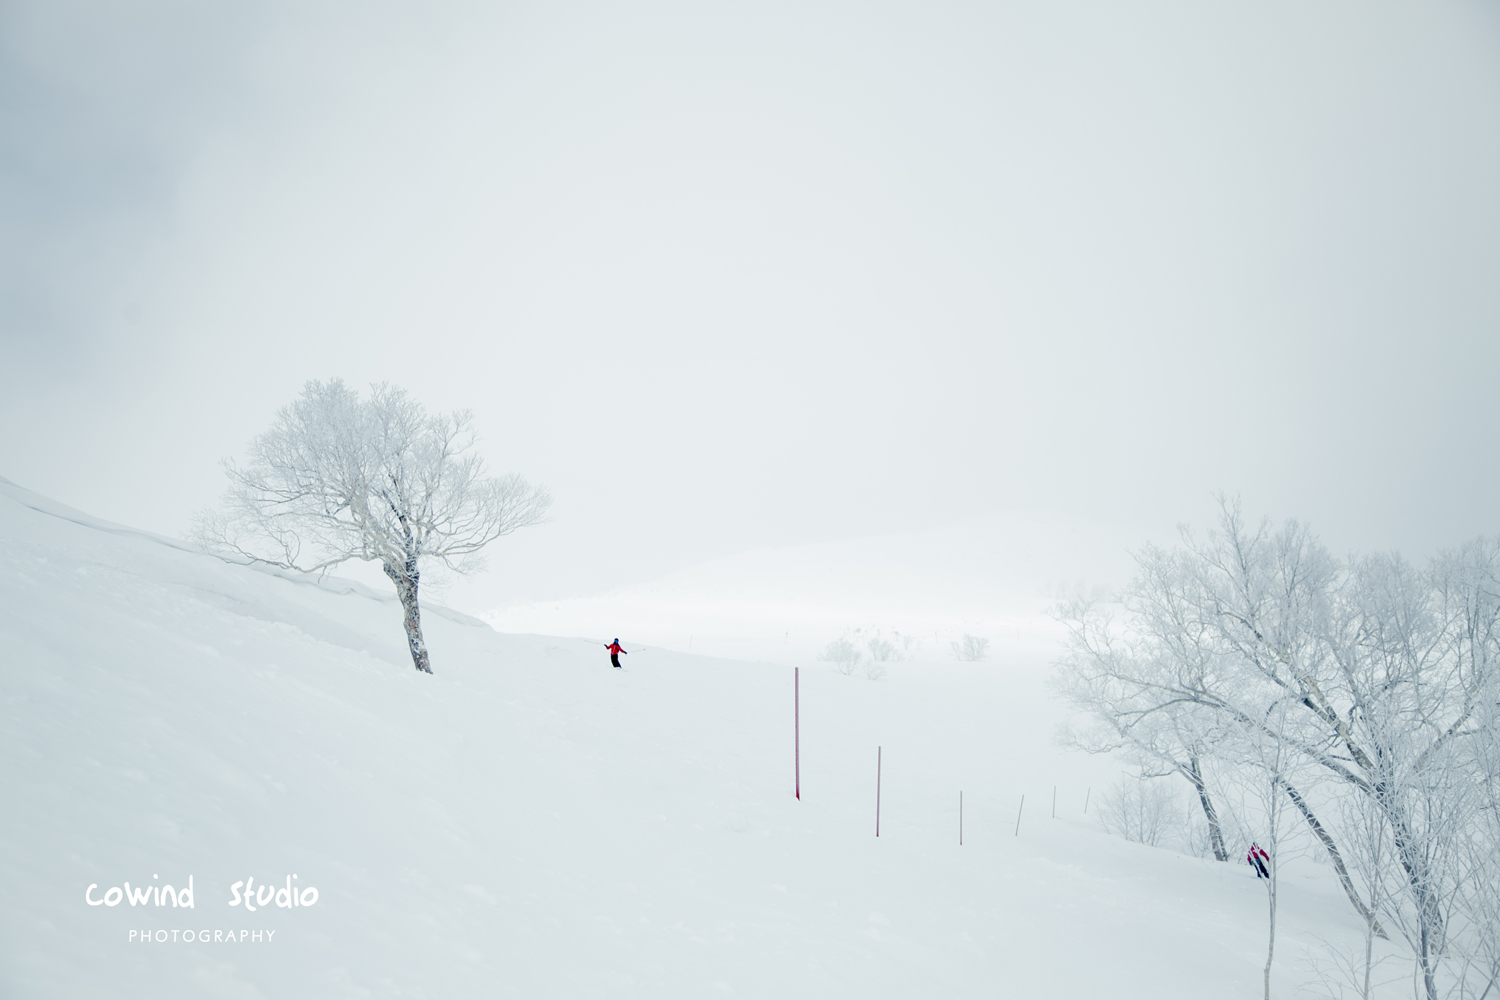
left=0, top=476, right=1397, bottom=998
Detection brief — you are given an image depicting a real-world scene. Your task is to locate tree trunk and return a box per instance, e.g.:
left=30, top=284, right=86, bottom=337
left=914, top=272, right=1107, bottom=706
left=1264, top=870, right=1276, bottom=1000
left=1419, top=920, right=1439, bottom=1000
left=383, top=558, right=432, bottom=674
left=1185, top=755, right=1229, bottom=862
left=1281, top=780, right=1386, bottom=939
left=1372, top=778, right=1444, bottom=1000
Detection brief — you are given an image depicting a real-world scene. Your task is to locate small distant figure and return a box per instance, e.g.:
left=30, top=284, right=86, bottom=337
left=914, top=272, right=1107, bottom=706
left=605, top=638, right=627, bottom=669
left=1247, top=842, right=1271, bottom=879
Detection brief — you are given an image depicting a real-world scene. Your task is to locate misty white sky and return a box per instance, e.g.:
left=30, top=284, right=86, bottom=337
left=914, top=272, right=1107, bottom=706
left=2, top=0, right=1498, bottom=611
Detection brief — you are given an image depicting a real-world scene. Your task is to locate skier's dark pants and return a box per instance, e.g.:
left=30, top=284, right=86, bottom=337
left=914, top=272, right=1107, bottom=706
left=611, top=653, right=621, bottom=668
left=1252, top=859, right=1269, bottom=879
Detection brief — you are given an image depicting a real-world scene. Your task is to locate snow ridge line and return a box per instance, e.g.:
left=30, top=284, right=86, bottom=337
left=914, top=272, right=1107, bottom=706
left=0, top=475, right=488, bottom=629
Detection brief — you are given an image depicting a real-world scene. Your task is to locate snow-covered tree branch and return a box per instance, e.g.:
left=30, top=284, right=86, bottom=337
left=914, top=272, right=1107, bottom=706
left=194, top=379, right=551, bottom=673
left=1053, top=500, right=1500, bottom=999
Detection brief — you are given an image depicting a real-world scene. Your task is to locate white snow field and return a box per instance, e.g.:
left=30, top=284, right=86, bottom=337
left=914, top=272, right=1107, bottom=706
left=1, top=475, right=1404, bottom=999
left=483, top=510, right=1135, bottom=667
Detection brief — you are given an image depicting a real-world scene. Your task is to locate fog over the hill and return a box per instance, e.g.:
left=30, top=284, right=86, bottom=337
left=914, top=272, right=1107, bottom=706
left=3, top=0, right=1498, bottom=612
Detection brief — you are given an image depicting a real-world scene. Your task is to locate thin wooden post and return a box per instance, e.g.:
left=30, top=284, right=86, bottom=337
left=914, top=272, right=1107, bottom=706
left=876, top=747, right=882, bottom=837
left=794, top=668, right=800, bottom=800
left=1052, top=785, right=1057, bottom=819
left=1014, top=794, right=1025, bottom=836
left=1084, top=786, right=1091, bottom=814
left=960, top=791, right=964, bottom=846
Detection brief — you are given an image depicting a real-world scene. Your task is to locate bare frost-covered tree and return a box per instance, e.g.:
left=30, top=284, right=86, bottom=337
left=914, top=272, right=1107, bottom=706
left=1449, top=685, right=1500, bottom=1000
left=1094, top=775, right=1179, bottom=847
left=953, top=634, right=989, bottom=661
left=1054, top=587, right=1235, bottom=862
left=195, top=380, right=551, bottom=674
left=1054, top=500, right=1500, bottom=999
left=820, top=636, right=862, bottom=675
left=1229, top=697, right=1303, bottom=1000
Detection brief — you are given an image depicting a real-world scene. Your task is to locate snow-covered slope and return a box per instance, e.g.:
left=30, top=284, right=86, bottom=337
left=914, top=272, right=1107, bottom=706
left=0, top=477, right=1396, bottom=998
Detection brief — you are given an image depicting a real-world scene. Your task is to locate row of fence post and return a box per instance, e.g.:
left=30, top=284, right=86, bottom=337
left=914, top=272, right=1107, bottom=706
left=795, top=668, right=1092, bottom=843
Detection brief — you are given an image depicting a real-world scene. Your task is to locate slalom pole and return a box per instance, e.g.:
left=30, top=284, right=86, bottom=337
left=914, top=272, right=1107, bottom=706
left=1015, top=794, right=1025, bottom=837
left=960, top=791, right=964, bottom=846
left=1084, top=786, right=1091, bottom=814
left=1052, top=785, right=1057, bottom=819
left=876, top=747, right=882, bottom=837
left=794, top=667, right=800, bottom=800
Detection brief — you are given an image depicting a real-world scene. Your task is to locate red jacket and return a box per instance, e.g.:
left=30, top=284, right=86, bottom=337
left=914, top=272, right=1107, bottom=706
left=1248, top=845, right=1269, bottom=863
left=606, top=642, right=625, bottom=656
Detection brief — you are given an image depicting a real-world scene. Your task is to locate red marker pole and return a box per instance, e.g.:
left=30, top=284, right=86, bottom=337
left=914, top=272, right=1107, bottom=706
left=794, top=668, right=800, bottom=800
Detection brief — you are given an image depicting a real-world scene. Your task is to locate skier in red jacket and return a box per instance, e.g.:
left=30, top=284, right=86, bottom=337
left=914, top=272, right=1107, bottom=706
left=605, top=639, right=627, bottom=669
left=1247, top=842, right=1270, bottom=879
